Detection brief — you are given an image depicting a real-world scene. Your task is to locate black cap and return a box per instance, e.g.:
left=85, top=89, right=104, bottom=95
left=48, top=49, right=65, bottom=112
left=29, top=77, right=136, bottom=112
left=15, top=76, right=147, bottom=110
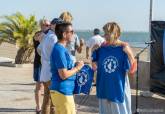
left=94, top=28, right=100, bottom=35
left=51, top=18, right=63, bottom=25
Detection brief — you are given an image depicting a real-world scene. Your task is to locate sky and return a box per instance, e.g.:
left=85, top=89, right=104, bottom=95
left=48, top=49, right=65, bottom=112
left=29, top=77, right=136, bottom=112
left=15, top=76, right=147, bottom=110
left=0, top=0, right=165, bottom=32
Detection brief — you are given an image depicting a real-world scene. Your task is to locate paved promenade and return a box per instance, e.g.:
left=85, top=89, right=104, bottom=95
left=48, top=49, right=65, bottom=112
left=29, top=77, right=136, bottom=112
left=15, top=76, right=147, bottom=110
left=0, top=64, right=165, bottom=114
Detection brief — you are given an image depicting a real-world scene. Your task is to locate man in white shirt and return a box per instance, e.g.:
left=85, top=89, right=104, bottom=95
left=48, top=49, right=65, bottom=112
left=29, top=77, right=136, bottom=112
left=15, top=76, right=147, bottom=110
left=86, top=28, right=105, bottom=59
left=38, top=18, right=63, bottom=114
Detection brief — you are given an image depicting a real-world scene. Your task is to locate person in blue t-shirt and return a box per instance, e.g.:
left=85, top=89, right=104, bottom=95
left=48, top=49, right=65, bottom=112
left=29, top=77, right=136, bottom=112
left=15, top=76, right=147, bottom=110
left=92, top=22, right=134, bottom=114
left=50, top=22, right=84, bottom=114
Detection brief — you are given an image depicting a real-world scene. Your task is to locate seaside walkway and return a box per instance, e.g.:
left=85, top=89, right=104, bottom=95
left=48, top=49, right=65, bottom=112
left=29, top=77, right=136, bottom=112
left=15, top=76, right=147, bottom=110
left=0, top=64, right=165, bottom=114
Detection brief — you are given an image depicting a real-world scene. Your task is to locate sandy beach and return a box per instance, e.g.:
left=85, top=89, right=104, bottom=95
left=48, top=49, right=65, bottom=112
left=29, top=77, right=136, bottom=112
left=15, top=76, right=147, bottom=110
left=0, top=42, right=149, bottom=62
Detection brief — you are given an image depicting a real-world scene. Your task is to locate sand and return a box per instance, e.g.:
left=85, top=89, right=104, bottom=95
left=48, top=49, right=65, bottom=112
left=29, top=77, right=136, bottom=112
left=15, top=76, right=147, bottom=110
left=0, top=42, right=149, bottom=62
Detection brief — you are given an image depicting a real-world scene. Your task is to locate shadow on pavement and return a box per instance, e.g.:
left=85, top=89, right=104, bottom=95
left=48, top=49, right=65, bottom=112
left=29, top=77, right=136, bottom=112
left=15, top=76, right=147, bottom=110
left=131, top=94, right=165, bottom=114
left=10, top=83, right=35, bottom=86
left=0, top=89, right=33, bottom=92
left=0, top=108, right=35, bottom=112
left=75, top=95, right=98, bottom=113
left=75, top=94, right=165, bottom=114
left=75, top=95, right=98, bottom=107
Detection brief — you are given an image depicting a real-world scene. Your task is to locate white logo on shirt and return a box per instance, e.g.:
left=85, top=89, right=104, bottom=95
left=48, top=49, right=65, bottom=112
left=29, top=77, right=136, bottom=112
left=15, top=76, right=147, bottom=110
left=77, top=71, right=88, bottom=86
left=103, top=56, right=118, bottom=74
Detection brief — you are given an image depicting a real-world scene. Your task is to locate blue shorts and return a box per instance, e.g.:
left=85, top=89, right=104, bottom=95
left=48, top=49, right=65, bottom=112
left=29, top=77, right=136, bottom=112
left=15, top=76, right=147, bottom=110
left=33, top=66, right=41, bottom=82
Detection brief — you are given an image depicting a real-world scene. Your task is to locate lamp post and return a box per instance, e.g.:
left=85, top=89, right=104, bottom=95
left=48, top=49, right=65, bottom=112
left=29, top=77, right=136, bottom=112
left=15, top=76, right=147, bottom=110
left=148, top=0, right=153, bottom=61
left=134, top=1, right=153, bottom=114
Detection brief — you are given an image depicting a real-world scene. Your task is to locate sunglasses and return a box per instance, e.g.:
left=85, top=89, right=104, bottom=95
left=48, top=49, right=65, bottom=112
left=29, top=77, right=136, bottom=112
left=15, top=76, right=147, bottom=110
left=66, top=30, right=74, bottom=34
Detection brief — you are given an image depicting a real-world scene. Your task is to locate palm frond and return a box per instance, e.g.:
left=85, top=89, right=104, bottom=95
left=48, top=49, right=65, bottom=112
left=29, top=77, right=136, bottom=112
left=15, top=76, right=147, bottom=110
left=0, top=12, right=39, bottom=48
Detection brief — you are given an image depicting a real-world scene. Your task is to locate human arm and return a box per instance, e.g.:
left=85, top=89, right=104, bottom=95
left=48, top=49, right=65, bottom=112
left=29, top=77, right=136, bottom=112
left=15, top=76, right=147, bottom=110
left=37, top=43, right=42, bottom=56
left=76, top=38, right=84, bottom=53
left=53, top=48, right=84, bottom=80
left=92, top=62, right=97, bottom=71
left=91, top=48, right=98, bottom=71
left=123, top=45, right=135, bottom=65
left=116, top=39, right=137, bottom=76
left=123, top=43, right=137, bottom=76
left=58, top=61, right=84, bottom=80
left=86, top=46, right=90, bottom=59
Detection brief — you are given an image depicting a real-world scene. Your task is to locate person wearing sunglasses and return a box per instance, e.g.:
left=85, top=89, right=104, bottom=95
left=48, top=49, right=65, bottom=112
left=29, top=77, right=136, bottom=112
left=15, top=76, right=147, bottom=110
left=39, top=19, right=51, bottom=34
left=50, top=22, right=84, bottom=114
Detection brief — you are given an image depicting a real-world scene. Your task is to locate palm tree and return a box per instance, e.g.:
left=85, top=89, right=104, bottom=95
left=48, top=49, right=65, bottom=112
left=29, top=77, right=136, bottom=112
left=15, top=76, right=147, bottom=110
left=0, top=12, right=39, bottom=64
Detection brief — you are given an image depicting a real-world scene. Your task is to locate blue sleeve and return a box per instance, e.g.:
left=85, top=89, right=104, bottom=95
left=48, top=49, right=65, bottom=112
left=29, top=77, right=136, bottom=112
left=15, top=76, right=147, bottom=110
left=91, top=49, right=98, bottom=62
left=123, top=53, right=131, bottom=71
left=55, top=50, right=67, bottom=69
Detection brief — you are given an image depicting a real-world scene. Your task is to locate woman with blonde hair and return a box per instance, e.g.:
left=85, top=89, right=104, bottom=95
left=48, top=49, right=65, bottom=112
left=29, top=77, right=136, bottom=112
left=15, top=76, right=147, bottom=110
left=92, top=22, right=135, bottom=114
left=59, top=11, right=73, bottom=23
left=59, top=11, right=84, bottom=63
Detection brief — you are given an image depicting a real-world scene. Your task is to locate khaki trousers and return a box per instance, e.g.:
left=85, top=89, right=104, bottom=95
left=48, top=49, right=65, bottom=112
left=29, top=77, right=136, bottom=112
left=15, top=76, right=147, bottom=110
left=41, top=81, right=55, bottom=114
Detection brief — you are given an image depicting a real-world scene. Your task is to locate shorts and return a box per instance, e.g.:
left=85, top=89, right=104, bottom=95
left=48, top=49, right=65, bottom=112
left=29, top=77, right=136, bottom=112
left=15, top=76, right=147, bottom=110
left=33, top=66, right=41, bottom=82
left=50, top=90, right=76, bottom=114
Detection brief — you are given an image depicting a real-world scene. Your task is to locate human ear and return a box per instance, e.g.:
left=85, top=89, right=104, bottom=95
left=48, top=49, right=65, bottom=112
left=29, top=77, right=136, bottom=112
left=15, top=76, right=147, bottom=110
left=63, top=32, right=67, bottom=38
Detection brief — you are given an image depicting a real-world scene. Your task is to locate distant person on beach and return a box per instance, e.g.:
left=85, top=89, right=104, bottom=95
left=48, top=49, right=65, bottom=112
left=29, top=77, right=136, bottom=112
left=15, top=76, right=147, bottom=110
left=59, top=11, right=84, bottom=63
left=50, top=22, right=84, bottom=114
left=33, top=31, right=45, bottom=113
left=86, top=28, right=105, bottom=59
left=92, top=22, right=135, bottom=114
left=38, top=18, right=63, bottom=114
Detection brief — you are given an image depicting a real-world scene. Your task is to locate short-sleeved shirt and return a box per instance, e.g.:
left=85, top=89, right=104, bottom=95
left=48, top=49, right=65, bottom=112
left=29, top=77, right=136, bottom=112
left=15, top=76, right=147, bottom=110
left=86, top=35, right=105, bottom=52
left=50, top=43, right=76, bottom=95
left=92, top=45, right=130, bottom=103
left=74, top=64, right=94, bottom=94
left=66, top=34, right=80, bottom=62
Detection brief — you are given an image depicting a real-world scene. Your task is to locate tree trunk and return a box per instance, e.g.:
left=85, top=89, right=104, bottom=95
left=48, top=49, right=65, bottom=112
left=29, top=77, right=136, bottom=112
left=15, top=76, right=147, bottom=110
left=15, top=47, right=34, bottom=64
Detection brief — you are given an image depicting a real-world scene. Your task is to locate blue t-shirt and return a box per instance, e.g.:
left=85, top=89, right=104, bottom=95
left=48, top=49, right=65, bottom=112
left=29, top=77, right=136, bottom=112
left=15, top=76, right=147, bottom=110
left=92, top=45, right=130, bottom=103
left=74, top=65, right=94, bottom=94
left=50, top=43, right=76, bottom=95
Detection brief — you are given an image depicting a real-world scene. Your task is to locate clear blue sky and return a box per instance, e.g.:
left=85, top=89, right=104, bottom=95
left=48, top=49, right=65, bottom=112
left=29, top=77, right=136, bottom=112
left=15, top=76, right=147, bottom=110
left=0, top=0, right=165, bottom=32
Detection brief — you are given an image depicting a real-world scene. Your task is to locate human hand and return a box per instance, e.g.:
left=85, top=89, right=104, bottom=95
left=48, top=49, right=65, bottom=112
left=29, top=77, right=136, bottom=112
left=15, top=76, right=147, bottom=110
left=76, top=61, right=84, bottom=71
left=80, top=39, right=84, bottom=47
left=86, top=53, right=89, bottom=59
left=92, top=44, right=100, bottom=52
left=92, top=62, right=97, bottom=71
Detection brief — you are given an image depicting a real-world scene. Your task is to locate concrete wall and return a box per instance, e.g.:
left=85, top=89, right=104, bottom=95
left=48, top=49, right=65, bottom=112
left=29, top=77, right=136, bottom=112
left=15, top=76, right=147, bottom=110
left=130, top=61, right=150, bottom=91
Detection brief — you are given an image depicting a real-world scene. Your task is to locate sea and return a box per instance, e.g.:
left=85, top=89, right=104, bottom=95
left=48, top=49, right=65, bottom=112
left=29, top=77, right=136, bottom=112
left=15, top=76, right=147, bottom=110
left=75, top=30, right=150, bottom=48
